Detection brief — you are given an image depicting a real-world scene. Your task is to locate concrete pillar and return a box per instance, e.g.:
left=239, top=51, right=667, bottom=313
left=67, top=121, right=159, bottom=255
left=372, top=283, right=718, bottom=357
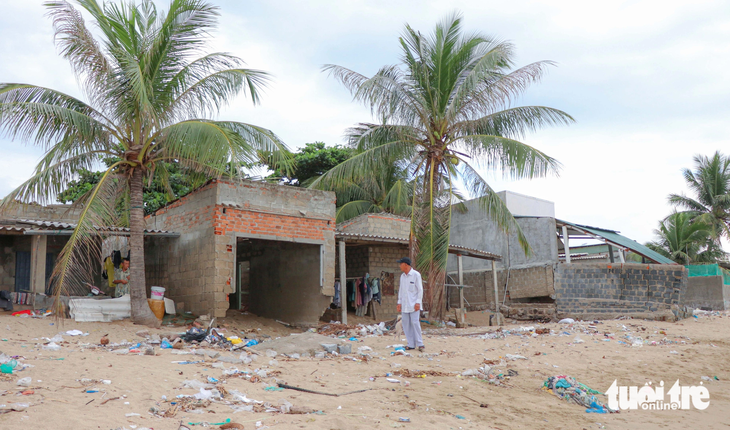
left=491, top=259, right=502, bottom=326
left=339, top=240, right=347, bottom=325
left=30, top=235, right=47, bottom=294
left=607, top=244, right=615, bottom=263
left=562, top=225, right=571, bottom=263
left=457, top=254, right=465, bottom=325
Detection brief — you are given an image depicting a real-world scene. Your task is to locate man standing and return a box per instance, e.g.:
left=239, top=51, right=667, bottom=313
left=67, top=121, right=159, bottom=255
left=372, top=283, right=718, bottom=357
left=396, top=257, right=424, bottom=352
left=113, top=258, right=131, bottom=298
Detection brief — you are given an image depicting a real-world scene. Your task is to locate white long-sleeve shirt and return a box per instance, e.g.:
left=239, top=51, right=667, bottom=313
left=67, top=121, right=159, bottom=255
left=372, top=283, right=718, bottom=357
left=398, top=268, right=423, bottom=313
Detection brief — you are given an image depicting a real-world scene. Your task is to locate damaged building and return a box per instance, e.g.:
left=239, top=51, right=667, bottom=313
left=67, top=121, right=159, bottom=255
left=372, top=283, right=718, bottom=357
left=447, top=191, right=689, bottom=321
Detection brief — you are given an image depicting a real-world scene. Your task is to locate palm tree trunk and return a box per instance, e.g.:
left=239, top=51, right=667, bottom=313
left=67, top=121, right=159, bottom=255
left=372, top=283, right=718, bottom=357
left=129, top=168, right=160, bottom=327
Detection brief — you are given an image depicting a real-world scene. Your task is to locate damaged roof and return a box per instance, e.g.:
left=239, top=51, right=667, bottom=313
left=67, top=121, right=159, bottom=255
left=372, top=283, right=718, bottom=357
left=335, top=232, right=501, bottom=261
left=556, top=219, right=676, bottom=265
left=0, top=219, right=179, bottom=237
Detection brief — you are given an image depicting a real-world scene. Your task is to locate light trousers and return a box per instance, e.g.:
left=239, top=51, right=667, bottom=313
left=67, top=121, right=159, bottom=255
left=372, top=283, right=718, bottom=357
left=401, top=310, right=424, bottom=348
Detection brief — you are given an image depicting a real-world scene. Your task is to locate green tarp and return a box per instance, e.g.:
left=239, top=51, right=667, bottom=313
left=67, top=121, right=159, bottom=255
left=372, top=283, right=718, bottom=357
left=685, top=264, right=730, bottom=286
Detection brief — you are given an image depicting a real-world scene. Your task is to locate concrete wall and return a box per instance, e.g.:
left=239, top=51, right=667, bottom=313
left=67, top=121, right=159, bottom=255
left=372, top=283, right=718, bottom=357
left=681, top=276, right=729, bottom=310
left=145, top=179, right=337, bottom=321
left=337, top=213, right=410, bottom=239
left=145, top=182, right=218, bottom=316
left=496, top=191, right=555, bottom=217
left=554, top=262, right=687, bottom=319
left=0, top=203, right=82, bottom=223
left=448, top=197, right=558, bottom=272
left=249, top=241, right=330, bottom=325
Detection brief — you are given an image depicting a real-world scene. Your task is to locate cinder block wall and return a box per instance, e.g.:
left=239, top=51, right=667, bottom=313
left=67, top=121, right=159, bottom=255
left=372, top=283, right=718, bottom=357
left=554, top=262, right=687, bottom=318
left=681, top=276, right=728, bottom=310
left=145, top=182, right=218, bottom=317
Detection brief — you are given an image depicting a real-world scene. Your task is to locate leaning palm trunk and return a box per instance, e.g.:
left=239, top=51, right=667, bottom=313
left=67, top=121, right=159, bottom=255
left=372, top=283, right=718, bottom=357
left=129, top=168, right=158, bottom=326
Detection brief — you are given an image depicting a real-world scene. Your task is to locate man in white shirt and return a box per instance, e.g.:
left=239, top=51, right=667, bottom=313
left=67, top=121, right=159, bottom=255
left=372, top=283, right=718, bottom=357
left=396, top=257, right=424, bottom=351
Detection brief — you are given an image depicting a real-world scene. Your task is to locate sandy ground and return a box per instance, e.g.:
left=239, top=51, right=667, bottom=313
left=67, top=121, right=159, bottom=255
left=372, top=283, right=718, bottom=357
left=0, top=309, right=729, bottom=430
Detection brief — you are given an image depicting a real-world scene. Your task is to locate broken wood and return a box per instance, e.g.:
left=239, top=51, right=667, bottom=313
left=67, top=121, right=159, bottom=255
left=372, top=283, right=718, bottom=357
left=277, top=383, right=371, bottom=397
left=101, top=396, right=120, bottom=405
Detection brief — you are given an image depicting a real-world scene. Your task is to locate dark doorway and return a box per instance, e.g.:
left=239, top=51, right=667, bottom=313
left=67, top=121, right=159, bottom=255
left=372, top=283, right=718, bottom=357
left=234, top=238, right=329, bottom=324
left=14, top=251, right=30, bottom=293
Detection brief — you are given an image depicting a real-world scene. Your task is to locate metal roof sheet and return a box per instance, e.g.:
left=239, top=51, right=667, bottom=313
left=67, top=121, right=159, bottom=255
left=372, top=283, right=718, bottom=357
left=557, top=219, right=676, bottom=265
left=0, top=219, right=179, bottom=237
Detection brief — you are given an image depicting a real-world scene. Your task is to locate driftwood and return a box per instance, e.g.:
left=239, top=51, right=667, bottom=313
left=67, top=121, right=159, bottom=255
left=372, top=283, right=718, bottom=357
left=277, top=383, right=371, bottom=397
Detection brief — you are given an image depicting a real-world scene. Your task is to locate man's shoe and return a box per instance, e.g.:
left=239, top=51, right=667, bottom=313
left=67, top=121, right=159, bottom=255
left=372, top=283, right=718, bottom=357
left=405, top=346, right=416, bottom=350
left=418, top=346, right=425, bottom=352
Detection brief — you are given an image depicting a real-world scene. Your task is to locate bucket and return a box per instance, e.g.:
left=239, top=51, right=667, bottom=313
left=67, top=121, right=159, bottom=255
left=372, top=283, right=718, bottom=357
left=147, top=299, right=165, bottom=320
left=150, top=286, right=165, bottom=301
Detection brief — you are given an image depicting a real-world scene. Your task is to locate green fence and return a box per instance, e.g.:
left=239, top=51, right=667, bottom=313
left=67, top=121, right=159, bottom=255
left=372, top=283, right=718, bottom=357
left=685, top=264, right=730, bottom=285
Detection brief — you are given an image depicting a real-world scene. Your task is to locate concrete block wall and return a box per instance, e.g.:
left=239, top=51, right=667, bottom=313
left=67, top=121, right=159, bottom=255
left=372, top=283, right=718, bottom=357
left=0, top=203, right=82, bottom=223
left=0, top=236, right=19, bottom=291
left=145, top=182, right=218, bottom=317
left=554, top=262, right=687, bottom=318
left=681, top=276, right=729, bottom=310
left=446, top=268, right=508, bottom=309
left=337, top=213, right=410, bottom=239
left=507, top=265, right=555, bottom=299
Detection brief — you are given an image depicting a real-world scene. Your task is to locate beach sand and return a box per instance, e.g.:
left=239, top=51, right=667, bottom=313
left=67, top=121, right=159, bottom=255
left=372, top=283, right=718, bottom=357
left=0, top=310, right=728, bottom=430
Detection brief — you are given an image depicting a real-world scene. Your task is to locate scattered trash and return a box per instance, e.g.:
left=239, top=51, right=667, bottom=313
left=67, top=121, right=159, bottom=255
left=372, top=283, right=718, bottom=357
left=505, top=354, right=527, bottom=361
left=573, top=335, right=585, bottom=344
left=42, top=342, right=61, bottom=351
left=558, top=318, right=575, bottom=324
left=398, top=417, right=411, bottom=422
left=16, top=377, right=31, bottom=387
left=543, top=376, right=615, bottom=413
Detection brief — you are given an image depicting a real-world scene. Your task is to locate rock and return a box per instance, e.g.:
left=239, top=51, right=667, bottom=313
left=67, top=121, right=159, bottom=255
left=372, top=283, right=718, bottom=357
left=337, top=344, right=351, bottom=354
left=321, top=343, right=337, bottom=353
left=205, top=350, right=220, bottom=359
left=288, top=406, right=315, bottom=414
left=135, top=330, right=150, bottom=338
left=112, top=349, right=129, bottom=355
left=314, top=351, right=326, bottom=359
left=199, top=341, right=210, bottom=347
left=150, top=334, right=161, bottom=344
left=144, top=347, right=155, bottom=356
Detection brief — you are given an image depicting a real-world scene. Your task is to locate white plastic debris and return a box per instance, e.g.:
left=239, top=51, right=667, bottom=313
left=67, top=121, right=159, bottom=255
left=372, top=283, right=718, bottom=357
left=573, top=335, right=585, bottom=344
left=386, top=378, right=400, bottom=383
left=65, top=330, right=86, bottom=336
left=505, top=354, right=527, bottom=361
left=16, top=377, right=31, bottom=387
left=42, top=342, right=61, bottom=351
left=558, top=318, right=575, bottom=324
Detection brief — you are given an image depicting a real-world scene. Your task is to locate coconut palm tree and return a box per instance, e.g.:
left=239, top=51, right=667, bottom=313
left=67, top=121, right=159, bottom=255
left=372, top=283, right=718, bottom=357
left=669, top=151, right=730, bottom=241
left=314, top=13, right=573, bottom=319
left=646, top=212, right=726, bottom=265
left=0, top=0, right=289, bottom=326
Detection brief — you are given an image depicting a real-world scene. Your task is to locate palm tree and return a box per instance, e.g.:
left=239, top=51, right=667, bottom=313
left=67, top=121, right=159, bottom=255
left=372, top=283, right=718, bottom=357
left=0, top=0, right=289, bottom=326
left=669, top=151, right=730, bottom=241
left=646, top=212, right=726, bottom=265
left=332, top=161, right=412, bottom=222
left=314, top=13, right=573, bottom=319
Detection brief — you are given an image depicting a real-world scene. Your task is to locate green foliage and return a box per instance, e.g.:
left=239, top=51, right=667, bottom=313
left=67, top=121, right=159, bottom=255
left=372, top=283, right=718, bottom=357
left=645, top=212, right=727, bottom=265
left=669, top=151, right=730, bottom=241
left=314, top=12, right=572, bottom=318
left=57, top=158, right=206, bottom=215
left=268, top=142, right=353, bottom=186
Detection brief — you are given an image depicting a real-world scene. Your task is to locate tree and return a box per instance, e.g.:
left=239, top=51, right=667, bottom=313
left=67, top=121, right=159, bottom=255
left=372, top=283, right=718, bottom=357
left=645, top=212, right=726, bottom=265
left=0, top=0, right=289, bottom=326
left=314, top=13, right=573, bottom=319
left=266, top=142, right=353, bottom=186
left=57, top=158, right=209, bottom=215
left=669, top=151, right=730, bottom=241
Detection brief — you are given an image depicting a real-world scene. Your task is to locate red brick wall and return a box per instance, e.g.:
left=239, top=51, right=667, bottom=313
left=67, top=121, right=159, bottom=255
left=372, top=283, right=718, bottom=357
left=214, top=207, right=329, bottom=241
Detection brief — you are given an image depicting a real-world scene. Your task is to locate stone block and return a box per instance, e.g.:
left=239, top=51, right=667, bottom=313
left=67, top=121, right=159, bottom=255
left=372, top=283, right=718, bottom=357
left=337, top=344, right=351, bottom=354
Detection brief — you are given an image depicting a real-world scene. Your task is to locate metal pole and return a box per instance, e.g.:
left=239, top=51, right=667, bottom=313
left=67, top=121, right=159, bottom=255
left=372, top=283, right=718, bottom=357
left=457, top=254, right=464, bottom=324
left=562, top=225, right=571, bottom=263
left=339, top=240, right=347, bottom=325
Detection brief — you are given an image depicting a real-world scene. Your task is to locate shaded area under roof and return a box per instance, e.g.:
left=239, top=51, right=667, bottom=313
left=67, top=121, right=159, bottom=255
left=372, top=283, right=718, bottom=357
left=335, top=232, right=501, bottom=261
left=0, top=219, right=179, bottom=237
left=556, top=219, right=676, bottom=265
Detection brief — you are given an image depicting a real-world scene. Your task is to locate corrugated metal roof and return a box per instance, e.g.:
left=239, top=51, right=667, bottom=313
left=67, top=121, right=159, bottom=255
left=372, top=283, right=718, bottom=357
left=0, top=219, right=179, bottom=237
left=557, top=219, right=676, bottom=265
left=335, top=232, right=501, bottom=261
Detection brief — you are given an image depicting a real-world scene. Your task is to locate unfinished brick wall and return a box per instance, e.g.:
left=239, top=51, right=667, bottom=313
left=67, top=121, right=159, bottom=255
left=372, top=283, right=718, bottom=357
left=554, top=262, right=687, bottom=318
left=146, top=180, right=336, bottom=320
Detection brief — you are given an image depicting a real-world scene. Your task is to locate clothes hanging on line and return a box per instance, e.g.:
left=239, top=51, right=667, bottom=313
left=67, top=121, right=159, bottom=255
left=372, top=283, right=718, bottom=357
left=332, top=281, right=341, bottom=308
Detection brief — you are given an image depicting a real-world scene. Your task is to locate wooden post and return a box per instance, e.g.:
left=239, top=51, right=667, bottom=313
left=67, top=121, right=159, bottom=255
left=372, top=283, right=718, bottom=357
left=30, top=235, right=47, bottom=295
left=339, top=240, right=347, bottom=325
left=562, top=225, right=571, bottom=263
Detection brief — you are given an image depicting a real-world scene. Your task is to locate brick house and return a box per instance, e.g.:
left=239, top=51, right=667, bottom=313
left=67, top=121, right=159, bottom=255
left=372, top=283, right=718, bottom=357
left=145, top=179, right=336, bottom=324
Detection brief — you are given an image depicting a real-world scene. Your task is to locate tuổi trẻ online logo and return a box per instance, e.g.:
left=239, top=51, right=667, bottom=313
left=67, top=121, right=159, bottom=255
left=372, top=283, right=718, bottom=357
left=606, top=380, right=710, bottom=411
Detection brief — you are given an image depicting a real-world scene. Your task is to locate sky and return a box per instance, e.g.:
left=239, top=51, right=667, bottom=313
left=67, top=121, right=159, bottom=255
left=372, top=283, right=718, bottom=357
left=0, top=0, right=729, bottom=245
